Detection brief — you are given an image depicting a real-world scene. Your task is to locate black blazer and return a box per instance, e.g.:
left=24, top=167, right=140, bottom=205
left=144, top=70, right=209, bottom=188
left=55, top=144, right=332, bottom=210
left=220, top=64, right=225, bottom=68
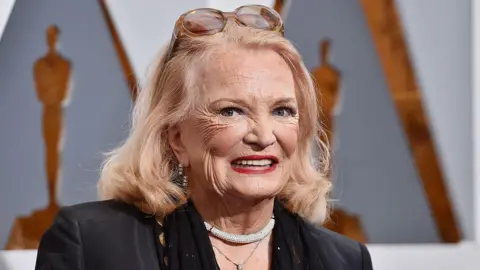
left=35, top=200, right=374, bottom=270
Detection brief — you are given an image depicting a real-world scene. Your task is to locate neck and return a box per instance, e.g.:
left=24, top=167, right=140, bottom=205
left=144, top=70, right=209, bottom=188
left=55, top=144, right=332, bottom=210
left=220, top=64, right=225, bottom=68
left=190, top=188, right=275, bottom=235
left=47, top=48, right=56, bottom=57
left=320, top=56, right=327, bottom=65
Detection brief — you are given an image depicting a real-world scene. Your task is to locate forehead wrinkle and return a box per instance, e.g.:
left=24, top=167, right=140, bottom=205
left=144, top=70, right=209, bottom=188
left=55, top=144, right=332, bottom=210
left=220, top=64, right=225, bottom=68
left=197, top=49, right=296, bottom=106
left=217, top=67, right=286, bottom=85
left=210, top=74, right=294, bottom=103
left=203, top=53, right=290, bottom=88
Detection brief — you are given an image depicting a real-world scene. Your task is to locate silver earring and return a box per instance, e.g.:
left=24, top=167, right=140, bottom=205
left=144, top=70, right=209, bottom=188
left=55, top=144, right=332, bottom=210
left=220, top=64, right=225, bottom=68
left=178, top=164, right=188, bottom=189
left=182, top=173, right=188, bottom=189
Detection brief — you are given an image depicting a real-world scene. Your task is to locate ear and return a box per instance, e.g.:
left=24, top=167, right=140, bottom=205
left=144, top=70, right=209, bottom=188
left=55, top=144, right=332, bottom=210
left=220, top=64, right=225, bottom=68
left=168, top=124, right=190, bottom=167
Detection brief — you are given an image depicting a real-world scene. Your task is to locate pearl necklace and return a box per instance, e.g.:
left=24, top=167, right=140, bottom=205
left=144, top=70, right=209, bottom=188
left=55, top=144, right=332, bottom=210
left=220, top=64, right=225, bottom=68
left=204, top=216, right=275, bottom=244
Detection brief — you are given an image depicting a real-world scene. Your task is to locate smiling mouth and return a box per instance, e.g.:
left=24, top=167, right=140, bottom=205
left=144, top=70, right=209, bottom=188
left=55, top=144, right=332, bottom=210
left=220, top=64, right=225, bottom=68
left=230, top=156, right=278, bottom=174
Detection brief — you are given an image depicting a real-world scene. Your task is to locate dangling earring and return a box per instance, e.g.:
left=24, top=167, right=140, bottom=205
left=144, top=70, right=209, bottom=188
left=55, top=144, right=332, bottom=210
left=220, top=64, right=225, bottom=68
left=178, top=164, right=188, bottom=189
left=182, top=173, right=188, bottom=189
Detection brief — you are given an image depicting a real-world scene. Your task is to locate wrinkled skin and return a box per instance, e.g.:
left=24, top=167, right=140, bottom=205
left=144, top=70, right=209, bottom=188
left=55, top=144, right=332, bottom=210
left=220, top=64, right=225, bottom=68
left=170, top=47, right=299, bottom=204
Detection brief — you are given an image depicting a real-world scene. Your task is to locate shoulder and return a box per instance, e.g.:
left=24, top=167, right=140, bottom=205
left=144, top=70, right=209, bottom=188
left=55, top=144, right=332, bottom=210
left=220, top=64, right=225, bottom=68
left=33, top=58, right=47, bottom=70
left=57, top=56, right=72, bottom=68
left=304, top=223, right=374, bottom=269
left=57, top=199, right=146, bottom=224
left=53, top=200, right=155, bottom=245
left=52, top=199, right=155, bottom=240
left=307, top=223, right=362, bottom=253
left=43, top=199, right=154, bottom=244
left=36, top=200, right=157, bottom=269
left=36, top=200, right=160, bottom=269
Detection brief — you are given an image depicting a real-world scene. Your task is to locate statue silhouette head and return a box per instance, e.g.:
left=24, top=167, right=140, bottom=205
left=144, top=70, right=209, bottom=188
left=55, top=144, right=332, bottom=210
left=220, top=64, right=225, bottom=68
left=274, top=0, right=285, bottom=14
left=320, top=39, right=331, bottom=64
left=46, top=25, right=59, bottom=51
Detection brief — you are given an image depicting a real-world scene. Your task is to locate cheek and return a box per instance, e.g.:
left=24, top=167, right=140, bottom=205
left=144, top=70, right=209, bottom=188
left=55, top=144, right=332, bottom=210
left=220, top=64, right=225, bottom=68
left=275, top=122, right=299, bottom=156
left=188, top=115, right=248, bottom=157
left=208, top=124, right=248, bottom=156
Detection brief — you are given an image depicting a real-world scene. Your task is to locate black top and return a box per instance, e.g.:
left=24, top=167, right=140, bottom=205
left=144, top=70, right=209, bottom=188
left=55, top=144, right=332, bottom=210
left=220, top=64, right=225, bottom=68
left=35, top=200, right=374, bottom=270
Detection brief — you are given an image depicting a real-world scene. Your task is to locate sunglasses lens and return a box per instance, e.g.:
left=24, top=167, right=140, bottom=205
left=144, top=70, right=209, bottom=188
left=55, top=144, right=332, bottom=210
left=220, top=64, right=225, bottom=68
left=183, top=9, right=225, bottom=35
left=236, top=6, right=282, bottom=30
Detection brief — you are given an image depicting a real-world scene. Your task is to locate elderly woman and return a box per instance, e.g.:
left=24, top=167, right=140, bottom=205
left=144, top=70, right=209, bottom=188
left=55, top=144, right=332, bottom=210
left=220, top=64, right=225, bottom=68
left=35, top=5, right=373, bottom=270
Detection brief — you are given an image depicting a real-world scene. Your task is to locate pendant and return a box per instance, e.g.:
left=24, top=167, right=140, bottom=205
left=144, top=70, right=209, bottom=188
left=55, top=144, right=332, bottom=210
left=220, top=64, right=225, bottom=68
left=236, top=265, right=243, bottom=270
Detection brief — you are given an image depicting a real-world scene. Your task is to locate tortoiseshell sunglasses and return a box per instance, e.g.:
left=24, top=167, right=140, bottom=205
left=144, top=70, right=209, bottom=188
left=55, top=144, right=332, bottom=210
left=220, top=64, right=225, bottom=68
left=164, top=5, right=284, bottom=64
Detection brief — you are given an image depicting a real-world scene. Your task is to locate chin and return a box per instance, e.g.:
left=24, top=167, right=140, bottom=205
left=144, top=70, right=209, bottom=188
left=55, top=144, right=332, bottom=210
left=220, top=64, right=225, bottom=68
left=231, top=181, right=284, bottom=201
left=223, top=165, right=288, bottom=200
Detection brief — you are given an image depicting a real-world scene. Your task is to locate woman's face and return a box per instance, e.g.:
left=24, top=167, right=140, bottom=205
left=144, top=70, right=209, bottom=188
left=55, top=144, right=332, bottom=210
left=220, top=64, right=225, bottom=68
left=173, top=47, right=299, bottom=200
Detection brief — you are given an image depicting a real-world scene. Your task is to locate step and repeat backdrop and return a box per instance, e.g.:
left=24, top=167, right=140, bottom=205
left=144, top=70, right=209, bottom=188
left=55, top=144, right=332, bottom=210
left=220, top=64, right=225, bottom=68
left=0, top=0, right=473, bottom=252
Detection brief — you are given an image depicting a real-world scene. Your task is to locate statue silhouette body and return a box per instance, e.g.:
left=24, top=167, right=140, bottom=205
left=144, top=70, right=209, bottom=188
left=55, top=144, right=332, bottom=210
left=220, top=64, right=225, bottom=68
left=5, top=25, right=72, bottom=250
left=311, top=40, right=341, bottom=144
left=34, top=25, right=71, bottom=208
left=312, top=39, right=367, bottom=243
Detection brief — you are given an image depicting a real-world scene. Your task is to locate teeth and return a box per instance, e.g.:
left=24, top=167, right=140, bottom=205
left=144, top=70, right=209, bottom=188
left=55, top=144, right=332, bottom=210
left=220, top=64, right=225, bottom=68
left=232, top=159, right=274, bottom=166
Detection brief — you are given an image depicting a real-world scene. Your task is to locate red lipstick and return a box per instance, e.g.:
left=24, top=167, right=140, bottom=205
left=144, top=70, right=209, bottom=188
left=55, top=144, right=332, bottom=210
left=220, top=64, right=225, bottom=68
left=231, top=155, right=278, bottom=174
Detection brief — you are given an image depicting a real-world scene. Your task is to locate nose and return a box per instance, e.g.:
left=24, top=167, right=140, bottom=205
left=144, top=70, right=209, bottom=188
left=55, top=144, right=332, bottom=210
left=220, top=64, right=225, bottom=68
left=243, top=118, right=276, bottom=149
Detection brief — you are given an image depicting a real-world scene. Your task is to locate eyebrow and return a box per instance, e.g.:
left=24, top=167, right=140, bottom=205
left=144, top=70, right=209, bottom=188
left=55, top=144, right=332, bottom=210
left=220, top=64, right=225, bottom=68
left=272, top=97, right=297, bottom=106
left=210, top=97, right=297, bottom=107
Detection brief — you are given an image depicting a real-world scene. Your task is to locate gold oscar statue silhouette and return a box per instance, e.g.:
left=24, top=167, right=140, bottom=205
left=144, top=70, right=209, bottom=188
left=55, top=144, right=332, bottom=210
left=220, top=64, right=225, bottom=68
left=312, top=39, right=367, bottom=243
left=324, top=209, right=368, bottom=243
left=273, top=0, right=285, bottom=14
left=5, top=25, right=72, bottom=250
left=311, top=39, right=341, bottom=145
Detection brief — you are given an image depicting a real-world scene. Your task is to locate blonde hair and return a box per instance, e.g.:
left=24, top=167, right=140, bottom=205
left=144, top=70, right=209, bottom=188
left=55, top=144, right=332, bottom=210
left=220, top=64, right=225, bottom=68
left=98, top=22, right=332, bottom=224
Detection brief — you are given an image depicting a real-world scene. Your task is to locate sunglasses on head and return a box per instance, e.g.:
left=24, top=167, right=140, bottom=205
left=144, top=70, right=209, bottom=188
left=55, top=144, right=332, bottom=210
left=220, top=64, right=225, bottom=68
left=164, top=5, right=284, bottom=64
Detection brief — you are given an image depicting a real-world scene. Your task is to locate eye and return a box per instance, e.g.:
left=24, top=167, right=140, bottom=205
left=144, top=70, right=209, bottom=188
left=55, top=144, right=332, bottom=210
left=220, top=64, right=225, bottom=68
left=273, top=106, right=297, bottom=117
left=220, top=107, right=244, bottom=117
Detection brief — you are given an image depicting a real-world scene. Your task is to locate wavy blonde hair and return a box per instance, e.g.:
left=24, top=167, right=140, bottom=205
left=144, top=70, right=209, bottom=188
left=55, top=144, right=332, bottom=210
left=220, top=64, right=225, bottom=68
left=98, top=22, right=332, bottom=224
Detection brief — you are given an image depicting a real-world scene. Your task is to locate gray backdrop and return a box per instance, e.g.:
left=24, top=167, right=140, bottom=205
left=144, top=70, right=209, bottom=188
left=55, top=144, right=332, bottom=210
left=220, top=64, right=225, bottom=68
left=0, top=0, right=132, bottom=247
left=0, top=0, right=472, bottom=246
left=285, top=0, right=437, bottom=243
left=284, top=0, right=472, bottom=242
